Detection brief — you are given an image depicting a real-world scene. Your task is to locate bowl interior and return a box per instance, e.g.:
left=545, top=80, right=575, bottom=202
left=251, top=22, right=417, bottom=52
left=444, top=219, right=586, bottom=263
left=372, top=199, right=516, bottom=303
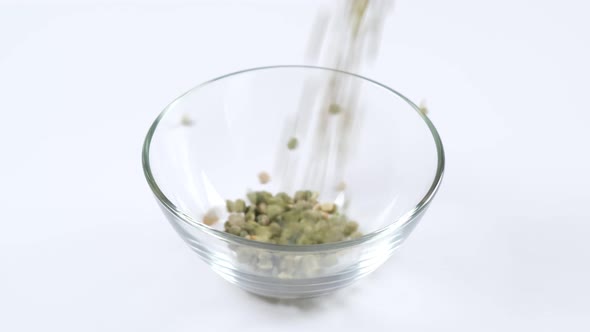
left=146, top=66, right=441, bottom=235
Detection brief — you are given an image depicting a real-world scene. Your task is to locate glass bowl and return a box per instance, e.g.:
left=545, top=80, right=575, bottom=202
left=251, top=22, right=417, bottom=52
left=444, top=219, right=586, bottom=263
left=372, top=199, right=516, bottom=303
left=142, top=65, right=445, bottom=299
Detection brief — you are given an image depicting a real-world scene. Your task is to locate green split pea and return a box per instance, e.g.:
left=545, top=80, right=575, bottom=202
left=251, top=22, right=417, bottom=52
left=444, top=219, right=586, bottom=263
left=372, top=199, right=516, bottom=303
left=224, top=190, right=361, bottom=245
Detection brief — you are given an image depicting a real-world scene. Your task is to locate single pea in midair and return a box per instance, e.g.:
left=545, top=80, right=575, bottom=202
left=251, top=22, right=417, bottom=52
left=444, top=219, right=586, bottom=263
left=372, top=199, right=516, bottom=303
left=287, top=137, right=298, bottom=150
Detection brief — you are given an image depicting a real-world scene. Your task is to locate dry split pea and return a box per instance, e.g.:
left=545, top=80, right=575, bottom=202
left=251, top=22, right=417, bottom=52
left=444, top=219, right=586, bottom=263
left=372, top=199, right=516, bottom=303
left=224, top=190, right=361, bottom=245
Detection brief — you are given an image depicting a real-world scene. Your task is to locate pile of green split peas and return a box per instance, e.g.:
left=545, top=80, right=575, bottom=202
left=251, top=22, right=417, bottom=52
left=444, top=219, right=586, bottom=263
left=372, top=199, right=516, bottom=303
left=224, top=190, right=361, bottom=245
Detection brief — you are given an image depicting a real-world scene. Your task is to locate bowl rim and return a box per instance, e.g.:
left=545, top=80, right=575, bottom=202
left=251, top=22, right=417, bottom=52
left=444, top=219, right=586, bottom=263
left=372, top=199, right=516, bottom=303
left=142, top=65, right=445, bottom=252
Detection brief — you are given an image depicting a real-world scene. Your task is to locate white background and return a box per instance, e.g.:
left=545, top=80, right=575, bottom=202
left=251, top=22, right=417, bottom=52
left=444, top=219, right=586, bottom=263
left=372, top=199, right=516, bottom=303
left=1, top=0, right=589, bottom=330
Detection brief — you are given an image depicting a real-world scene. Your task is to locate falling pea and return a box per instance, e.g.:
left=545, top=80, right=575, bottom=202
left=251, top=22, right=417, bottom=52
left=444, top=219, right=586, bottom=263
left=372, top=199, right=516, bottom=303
left=328, top=103, right=342, bottom=114
left=287, top=137, right=298, bottom=150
